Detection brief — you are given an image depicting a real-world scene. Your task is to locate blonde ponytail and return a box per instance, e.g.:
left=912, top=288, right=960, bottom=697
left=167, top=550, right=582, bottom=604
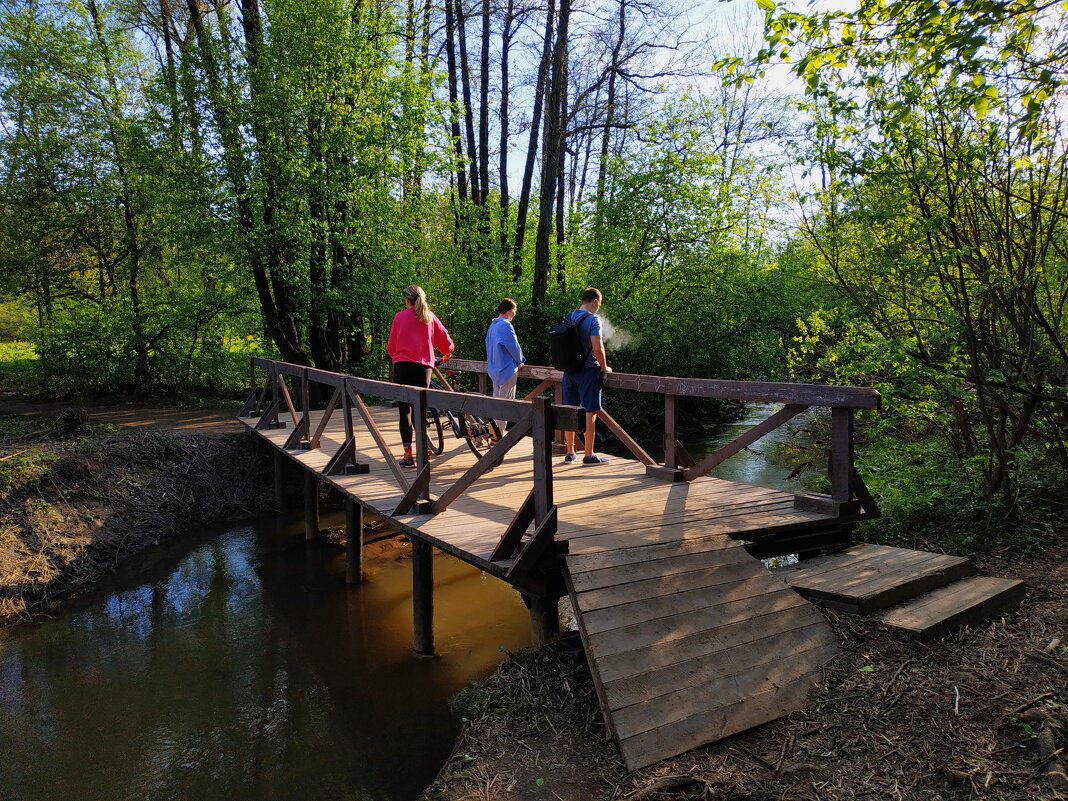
left=404, top=285, right=431, bottom=324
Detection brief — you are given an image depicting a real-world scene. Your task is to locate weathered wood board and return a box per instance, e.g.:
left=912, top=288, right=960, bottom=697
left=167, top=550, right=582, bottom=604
left=564, top=536, right=838, bottom=771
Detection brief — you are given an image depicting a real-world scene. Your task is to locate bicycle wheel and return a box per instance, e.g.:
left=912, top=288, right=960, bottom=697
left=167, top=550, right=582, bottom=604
left=463, top=415, right=501, bottom=458
left=424, top=409, right=445, bottom=455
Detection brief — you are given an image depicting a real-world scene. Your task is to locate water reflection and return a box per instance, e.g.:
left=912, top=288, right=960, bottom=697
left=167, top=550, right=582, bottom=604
left=695, top=402, right=819, bottom=492
left=0, top=513, right=531, bottom=801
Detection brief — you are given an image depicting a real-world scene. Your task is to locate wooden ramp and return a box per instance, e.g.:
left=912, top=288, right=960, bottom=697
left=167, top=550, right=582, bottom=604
left=565, top=533, right=838, bottom=771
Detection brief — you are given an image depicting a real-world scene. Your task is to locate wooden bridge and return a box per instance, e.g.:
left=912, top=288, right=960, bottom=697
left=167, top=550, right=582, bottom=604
left=236, top=358, right=1021, bottom=770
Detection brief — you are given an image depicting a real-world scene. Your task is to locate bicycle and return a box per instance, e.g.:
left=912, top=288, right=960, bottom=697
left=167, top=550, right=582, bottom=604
left=425, top=362, right=502, bottom=459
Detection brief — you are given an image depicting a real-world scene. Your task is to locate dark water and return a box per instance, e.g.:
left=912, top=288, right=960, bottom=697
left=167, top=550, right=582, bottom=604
left=0, top=512, right=531, bottom=801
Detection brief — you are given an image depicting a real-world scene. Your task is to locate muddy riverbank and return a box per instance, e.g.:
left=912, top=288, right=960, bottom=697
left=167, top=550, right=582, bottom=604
left=0, top=411, right=273, bottom=624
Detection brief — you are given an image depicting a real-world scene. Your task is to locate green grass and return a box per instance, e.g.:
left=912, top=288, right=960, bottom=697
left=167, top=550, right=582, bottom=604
left=0, top=341, right=39, bottom=393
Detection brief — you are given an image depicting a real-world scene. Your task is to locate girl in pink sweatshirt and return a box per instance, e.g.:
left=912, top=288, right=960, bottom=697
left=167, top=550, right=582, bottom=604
left=386, top=285, right=455, bottom=466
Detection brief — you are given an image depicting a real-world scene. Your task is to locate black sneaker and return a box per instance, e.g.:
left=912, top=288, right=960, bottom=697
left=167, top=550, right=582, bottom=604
left=582, top=454, right=610, bottom=466
left=398, top=455, right=415, bottom=468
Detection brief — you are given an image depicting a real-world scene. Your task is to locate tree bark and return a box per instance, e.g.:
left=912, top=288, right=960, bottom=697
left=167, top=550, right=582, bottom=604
left=514, top=0, right=554, bottom=282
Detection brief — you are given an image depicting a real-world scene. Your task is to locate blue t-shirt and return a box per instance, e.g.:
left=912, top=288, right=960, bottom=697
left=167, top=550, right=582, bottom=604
left=485, top=317, right=525, bottom=385
left=566, top=309, right=602, bottom=369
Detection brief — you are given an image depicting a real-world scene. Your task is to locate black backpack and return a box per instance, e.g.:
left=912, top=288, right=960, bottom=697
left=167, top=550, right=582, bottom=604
left=548, top=311, right=592, bottom=373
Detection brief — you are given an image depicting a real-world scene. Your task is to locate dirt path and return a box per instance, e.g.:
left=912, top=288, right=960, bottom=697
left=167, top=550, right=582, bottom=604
left=0, top=395, right=243, bottom=435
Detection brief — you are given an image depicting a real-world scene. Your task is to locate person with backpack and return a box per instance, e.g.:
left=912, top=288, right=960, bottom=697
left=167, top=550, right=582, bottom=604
left=485, top=298, right=525, bottom=430
left=387, top=285, right=455, bottom=468
left=551, top=287, right=612, bottom=465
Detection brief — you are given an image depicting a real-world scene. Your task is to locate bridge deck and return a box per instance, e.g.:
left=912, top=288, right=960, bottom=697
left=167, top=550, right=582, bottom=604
left=241, top=405, right=841, bottom=771
left=243, top=407, right=838, bottom=567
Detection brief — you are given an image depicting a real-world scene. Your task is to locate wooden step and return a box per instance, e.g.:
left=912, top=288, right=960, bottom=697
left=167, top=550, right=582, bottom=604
left=777, top=544, right=977, bottom=613
left=880, top=576, right=1026, bottom=641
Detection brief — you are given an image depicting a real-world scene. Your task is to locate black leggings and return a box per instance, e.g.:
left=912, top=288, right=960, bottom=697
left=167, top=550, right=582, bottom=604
left=393, top=361, right=431, bottom=444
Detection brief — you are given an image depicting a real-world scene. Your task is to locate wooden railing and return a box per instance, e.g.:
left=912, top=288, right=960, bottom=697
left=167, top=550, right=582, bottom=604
left=448, top=359, right=882, bottom=519
left=239, top=358, right=585, bottom=579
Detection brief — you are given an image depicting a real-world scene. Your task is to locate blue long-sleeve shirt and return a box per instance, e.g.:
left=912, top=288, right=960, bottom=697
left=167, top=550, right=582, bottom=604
left=485, top=317, right=525, bottom=386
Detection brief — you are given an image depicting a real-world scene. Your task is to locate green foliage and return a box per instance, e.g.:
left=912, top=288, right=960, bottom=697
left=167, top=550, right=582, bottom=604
left=0, top=446, right=57, bottom=494
left=0, top=342, right=39, bottom=393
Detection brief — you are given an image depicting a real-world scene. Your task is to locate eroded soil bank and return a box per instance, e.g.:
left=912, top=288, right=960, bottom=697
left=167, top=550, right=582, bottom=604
left=424, top=543, right=1068, bottom=801
left=0, top=411, right=272, bottom=625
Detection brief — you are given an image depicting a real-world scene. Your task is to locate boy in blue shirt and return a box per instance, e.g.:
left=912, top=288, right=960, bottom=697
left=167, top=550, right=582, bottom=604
left=561, top=288, right=612, bottom=465
left=485, top=298, right=525, bottom=429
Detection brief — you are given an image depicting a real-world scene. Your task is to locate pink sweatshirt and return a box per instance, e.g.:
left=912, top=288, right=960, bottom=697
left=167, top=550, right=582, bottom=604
left=387, top=307, right=455, bottom=366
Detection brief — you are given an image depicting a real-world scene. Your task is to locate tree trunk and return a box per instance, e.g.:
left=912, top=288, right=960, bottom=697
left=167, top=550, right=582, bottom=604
left=498, top=0, right=514, bottom=268
left=532, top=0, right=568, bottom=306
left=514, top=0, right=554, bottom=283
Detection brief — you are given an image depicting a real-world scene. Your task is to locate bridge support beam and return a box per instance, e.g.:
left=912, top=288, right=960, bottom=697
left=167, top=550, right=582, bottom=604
left=273, top=451, right=288, bottom=510
left=528, top=595, right=561, bottom=648
left=304, top=471, right=319, bottom=540
left=412, top=539, right=435, bottom=657
left=345, top=500, right=363, bottom=584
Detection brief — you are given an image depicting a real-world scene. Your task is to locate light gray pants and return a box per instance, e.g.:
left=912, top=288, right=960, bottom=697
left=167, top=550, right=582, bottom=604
left=492, top=374, right=518, bottom=431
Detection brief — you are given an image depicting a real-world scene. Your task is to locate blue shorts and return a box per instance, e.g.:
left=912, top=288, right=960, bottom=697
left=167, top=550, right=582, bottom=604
left=562, top=366, right=603, bottom=413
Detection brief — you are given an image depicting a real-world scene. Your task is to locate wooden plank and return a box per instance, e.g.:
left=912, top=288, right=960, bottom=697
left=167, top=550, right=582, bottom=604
left=793, top=552, right=971, bottom=602
left=556, top=483, right=790, bottom=528
left=569, top=542, right=748, bottom=593
left=447, top=359, right=882, bottom=409
left=595, top=602, right=828, bottom=684
left=582, top=573, right=793, bottom=636
left=787, top=547, right=938, bottom=589
left=611, top=640, right=839, bottom=739
left=880, top=577, right=1025, bottom=640
left=558, top=498, right=798, bottom=542
left=616, top=658, right=827, bottom=770
left=775, top=544, right=903, bottom=580
left=574, top=557, right=767, bottom=613
left=566, top=528, right=782, bottom=573
left=602, top=613, right=833, bottom=701
left=854, top=557, right=976, bottom=612
left=587, top=587, right=809, bottom=658
left=570, top=510, right=836, bottom=555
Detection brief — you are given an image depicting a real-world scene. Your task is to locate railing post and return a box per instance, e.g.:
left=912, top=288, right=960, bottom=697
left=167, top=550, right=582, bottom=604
left=478, top=373, right=488, bottom=395
left=532, top=397, right=554, bottom=521
left=664, top=394, right=678, bottom=469
left=414, top=389, right=431, bottom=508
left=830, top=407, right=854, bottom=502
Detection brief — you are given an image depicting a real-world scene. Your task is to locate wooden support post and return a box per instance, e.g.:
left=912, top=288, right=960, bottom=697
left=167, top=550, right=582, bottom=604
left=304, top=470, right=319, bottom=540
left=412, top=538, right=434, bottom=657
left=830, top=407, right=854, bottom=502
left=345, top=499, right=363, bottom=584
left=664, top=394, right=678, bottom=469
left=274, top=450, right=287, bottom=510
left=529, top=595, right=560, bottom=648
left=532, top=397, right=554, bottom=521
left=478, top=373, right=488, bottom=395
